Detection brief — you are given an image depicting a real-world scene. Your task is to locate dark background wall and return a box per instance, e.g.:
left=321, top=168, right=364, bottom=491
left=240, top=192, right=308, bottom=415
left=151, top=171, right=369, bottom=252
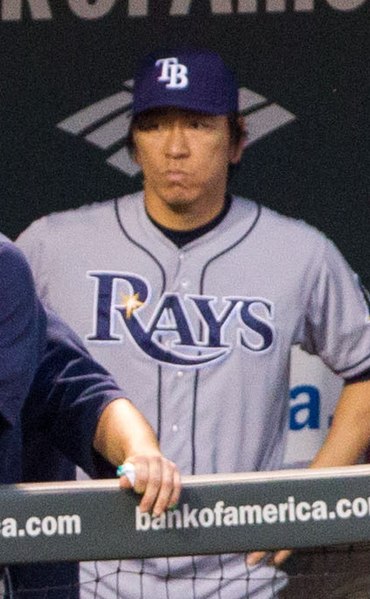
left=1, top=0, right=369, bottom=286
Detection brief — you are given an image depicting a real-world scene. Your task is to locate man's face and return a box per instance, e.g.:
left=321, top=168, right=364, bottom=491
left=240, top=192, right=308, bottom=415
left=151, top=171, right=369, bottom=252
left=132, top=108, right=244, bottom=226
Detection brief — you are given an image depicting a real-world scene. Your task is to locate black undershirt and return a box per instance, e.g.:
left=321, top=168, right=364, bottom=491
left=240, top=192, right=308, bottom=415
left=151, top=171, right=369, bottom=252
left=147, top=194, right=232, bottom=248
left=147, top=194, right=370, bottom=385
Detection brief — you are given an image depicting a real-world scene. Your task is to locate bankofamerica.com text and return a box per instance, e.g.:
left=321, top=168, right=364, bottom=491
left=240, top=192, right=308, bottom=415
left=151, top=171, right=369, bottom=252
left=136, top=495, right=370, bottom=532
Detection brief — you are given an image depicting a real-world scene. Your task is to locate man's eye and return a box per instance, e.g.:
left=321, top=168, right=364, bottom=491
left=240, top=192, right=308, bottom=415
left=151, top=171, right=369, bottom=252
left=138, top=121, right=159, bottom=131
left=189, top=120, right=207, bottom=129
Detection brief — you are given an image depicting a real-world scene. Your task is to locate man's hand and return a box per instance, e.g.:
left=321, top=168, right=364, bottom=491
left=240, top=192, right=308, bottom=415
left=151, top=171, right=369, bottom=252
left=118, top=455, right=181, bottom=516
left=245, top=382, right=370, bottom=570
left=246, top=549, right=292, bottom=568
left=93, top=398, right=181, bottom=516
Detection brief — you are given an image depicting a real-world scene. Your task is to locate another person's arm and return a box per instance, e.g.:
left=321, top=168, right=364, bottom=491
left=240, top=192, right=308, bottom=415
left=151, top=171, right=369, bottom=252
left=94, top=398, right=180, bottom=515
left=25, top=310, right=181, bottom=515
left=0, top=239, right=46, bottom=418
left=0, top=239, right=46, bottom=483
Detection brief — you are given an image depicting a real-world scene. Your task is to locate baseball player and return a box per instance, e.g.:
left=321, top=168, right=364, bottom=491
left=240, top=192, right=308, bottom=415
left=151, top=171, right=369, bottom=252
left=17, top=48, right=370, bottom=598
left=0, top=234, right=180, bottom=596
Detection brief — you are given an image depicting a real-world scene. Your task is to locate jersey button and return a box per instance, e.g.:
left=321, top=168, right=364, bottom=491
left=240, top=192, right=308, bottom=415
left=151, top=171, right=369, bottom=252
left=176, top=371, right=184, bottom=378
left=181, top=279, right=190, bottom=289
left=172, top=424, right=179, bottom=432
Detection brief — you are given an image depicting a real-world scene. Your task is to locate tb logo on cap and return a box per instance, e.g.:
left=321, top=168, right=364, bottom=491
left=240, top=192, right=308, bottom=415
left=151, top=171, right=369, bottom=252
left=155, top=57, right=189, bottom=90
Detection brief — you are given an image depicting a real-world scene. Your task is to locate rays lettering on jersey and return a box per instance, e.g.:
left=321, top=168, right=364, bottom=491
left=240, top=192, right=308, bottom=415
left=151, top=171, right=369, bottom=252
left=87, top=271, right=275, bottom=366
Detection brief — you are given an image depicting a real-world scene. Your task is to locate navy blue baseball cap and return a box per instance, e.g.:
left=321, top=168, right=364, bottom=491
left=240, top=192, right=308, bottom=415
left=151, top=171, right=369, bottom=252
left=132, top=48, right=239, bottom=116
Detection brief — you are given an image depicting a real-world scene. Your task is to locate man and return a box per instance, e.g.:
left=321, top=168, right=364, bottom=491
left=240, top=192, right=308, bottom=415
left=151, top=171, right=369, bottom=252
left=0, top=234, right=180, bottom=596
left=17, top=48, right=370, bottom=598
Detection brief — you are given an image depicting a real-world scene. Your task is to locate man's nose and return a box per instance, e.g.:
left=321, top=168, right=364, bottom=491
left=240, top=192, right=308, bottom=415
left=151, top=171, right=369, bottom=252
left=164, top=124, right=190, bottom=158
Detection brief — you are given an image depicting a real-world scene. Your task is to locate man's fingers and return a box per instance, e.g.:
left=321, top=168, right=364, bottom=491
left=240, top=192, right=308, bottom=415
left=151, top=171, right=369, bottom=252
left=117, top=456, right=181, bottom=515
left=136, top=456, right=163, bottom=513
left=270, top=549, right=292, bottom=566
left=246, top=549, right=292, bottom=567
left=168, top=468, right=182, bottom=508
left=131, top=457, right=152, bottom=496
left=151, top=460, right=181, bottom=516
left=246, top=551, right=267, bottom=566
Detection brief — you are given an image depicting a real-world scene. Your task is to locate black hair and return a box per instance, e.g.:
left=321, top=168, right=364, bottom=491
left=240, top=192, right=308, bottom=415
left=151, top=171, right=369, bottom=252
left=126, top=110, right=246, bottom=159
left=227, top=112, right=246, bottom=146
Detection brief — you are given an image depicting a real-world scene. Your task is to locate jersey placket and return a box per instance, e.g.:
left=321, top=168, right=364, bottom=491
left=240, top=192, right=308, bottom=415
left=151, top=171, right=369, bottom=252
left=158, top=248, right=198, bottom=473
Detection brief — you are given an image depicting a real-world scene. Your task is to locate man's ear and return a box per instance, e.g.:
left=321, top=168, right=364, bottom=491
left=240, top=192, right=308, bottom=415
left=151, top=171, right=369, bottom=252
left=133, top=149, right=141, bottom=166
left=230, top=116, right=247, bottom=165
left=130, top=130, right=141, bottom=166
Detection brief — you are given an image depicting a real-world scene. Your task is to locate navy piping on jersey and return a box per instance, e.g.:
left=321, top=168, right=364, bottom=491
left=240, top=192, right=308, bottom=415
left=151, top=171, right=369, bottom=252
left=157, top=363, right=163, bottom=443
left=114, top=198, right=167, bottom=295
left=191, top=556, right=198, bottom=597
left=199, top=201, right=262, bottom=294
left=344, top=366, right=370, bottom=384
left=191, top=371, right=200, bottom=475
left=333, top=353, right=370, bottom=377
left=217, top=554, right=225, bottom=599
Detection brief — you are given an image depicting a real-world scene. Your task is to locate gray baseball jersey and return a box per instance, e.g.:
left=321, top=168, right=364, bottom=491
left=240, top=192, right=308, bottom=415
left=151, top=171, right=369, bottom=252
left=17, top=193, right=370, bottom=599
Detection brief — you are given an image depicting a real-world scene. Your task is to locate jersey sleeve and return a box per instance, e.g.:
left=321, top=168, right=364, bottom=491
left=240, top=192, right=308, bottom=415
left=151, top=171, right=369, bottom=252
left=300, top=237, right=370, bottom=379
left=0, top=239, right=46, bottom=426
left=22, top=309, right=126, bottom=477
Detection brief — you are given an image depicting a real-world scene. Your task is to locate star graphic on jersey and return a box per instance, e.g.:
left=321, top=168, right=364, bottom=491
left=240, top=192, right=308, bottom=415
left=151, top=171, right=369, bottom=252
left=120, top=292, right=144, bottom=318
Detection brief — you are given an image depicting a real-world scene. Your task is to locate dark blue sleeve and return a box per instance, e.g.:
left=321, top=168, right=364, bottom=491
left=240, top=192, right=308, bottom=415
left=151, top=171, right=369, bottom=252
left=0, top=240, right=46, bottom=427
left=22, top=310, right=124, bottom=478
